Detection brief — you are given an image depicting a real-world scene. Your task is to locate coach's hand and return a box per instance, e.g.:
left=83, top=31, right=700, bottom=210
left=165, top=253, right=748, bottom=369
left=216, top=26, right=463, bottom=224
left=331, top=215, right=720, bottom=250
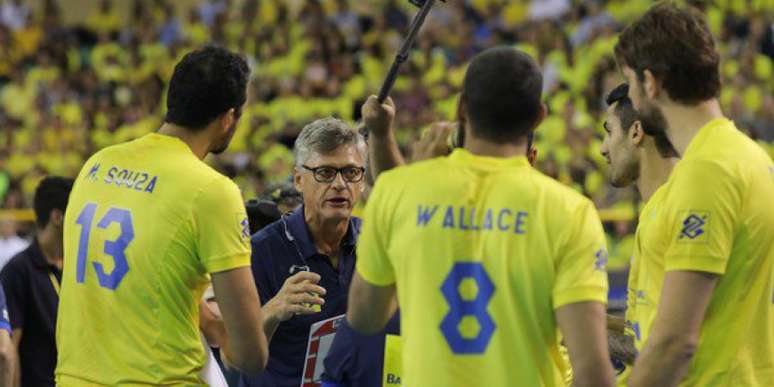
left=265, top=271, right=326, bottom=323
left=362, top=95, right=396, bottom=137
left=412, top=121, right=455, bottom=162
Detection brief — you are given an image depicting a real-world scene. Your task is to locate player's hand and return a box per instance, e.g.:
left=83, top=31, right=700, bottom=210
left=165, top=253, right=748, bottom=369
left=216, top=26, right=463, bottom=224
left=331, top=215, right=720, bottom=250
left=411, top=121, right=455, bottom=162
left=362, top=95, right=396, bottom=137
left=265, top=271, right=326, bottom=323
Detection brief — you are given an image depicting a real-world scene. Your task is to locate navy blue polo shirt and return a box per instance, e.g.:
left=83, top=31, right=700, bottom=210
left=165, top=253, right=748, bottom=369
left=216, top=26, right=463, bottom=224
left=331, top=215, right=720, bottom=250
left=0, top=239, right=60, bottom=387
left=240, top=206, right=360, bottom=387
left=321, top=312, right=401, bottom=387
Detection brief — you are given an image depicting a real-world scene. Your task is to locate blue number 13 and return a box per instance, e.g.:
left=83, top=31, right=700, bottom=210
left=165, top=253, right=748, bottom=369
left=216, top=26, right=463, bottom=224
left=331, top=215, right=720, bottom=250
left=75, top=203, right=134, bottom=290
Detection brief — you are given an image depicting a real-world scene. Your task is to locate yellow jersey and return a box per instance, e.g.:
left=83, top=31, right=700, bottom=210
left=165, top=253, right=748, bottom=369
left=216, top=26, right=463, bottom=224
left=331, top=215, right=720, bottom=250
left=56, top=133, right=252, bottom=386
left=618, top=184, right=669, bottom=386
left=634, top=118, right=774, bottom=385
left=357, top=149, right=609, bottom=387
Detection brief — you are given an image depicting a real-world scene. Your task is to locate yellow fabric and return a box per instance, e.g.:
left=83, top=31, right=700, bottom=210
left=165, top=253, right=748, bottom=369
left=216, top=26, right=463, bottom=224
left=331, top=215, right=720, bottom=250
left=382, top=334, right=403, bottom=387
left=56, top=133, right=251, bottom=386
left=357, top=149, right=608, bottom=387
left=630, top=118, right=774, bottom=386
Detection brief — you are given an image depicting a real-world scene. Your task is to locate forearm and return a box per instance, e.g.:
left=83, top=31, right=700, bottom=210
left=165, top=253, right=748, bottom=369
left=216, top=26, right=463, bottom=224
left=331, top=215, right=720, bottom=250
left=261, top=302, right=281, bottom=343
left=368, top=132, right=405, bottom=179
left=629, top=336, right=696, bottom=387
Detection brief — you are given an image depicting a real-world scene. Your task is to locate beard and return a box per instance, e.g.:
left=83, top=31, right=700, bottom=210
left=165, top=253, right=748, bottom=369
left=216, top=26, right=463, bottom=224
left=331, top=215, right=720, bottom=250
left=611, top=156, right=640, bottom=188
left=211, top=121, right=238, bottom=154
left=636, top=88, right=670, bottom=140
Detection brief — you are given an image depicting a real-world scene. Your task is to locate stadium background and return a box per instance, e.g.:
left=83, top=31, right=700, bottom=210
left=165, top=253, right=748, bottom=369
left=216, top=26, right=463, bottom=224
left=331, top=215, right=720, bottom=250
left=0, top=0, right=772, bottom=308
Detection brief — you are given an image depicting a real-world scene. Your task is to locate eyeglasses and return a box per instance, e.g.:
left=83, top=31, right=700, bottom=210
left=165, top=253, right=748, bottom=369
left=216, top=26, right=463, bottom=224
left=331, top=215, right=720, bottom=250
left=301, top=165, right=366, bottom=183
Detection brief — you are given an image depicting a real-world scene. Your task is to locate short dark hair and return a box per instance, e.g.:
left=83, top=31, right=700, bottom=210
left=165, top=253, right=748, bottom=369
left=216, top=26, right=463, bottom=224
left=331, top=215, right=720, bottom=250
left=606, top=83, right=678, bottom=158
left=614, top=2, right=720, bottom=105
left=165, top=46, right=250, bottom=130
left=462, top=46, right=543, bottom=143
left=606, top=83, right=638, bottom=131
left=34, top=176, right=74, bottom=227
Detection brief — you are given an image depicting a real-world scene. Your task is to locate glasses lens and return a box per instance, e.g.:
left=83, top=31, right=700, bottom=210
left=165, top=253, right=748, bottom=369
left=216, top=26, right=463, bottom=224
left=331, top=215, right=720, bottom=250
left=314, top=167, right=337, bottom=182
left=342, top=167, right=363, bottom=182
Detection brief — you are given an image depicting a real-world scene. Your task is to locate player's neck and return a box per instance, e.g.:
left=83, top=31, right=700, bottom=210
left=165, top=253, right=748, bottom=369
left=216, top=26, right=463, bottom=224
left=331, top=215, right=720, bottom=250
left=636, top=146, right=676, bottom=202
left=157, top=123, right=212, bottom=160
left=662, top=99, right=724, bottom=156
left=464, top=135, right=528, bottom=159
left=37, top=225, right=63, bottom=269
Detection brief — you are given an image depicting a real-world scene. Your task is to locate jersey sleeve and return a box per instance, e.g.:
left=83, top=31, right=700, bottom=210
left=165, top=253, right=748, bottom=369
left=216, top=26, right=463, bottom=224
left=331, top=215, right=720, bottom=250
left=552, top=199, right=609, bottom=309
left=661, top=160, right=741, bottom=274
left=193, top=176, right=252, bottom=273
left=355, top=173, right=396, bottom=286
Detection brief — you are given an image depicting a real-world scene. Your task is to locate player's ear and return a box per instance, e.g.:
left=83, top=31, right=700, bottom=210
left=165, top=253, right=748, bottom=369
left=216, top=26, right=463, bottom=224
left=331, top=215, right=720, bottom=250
left=50, top=209, right=64, bottom=228
left=642, top=69, right=660, bottom=99
left=630, top=120, right=645, bottom=146
left=222, top=108, right=236, bottom=132
left=533, top=103, right=548, bottom=129
left=293, top=167, right=303, bottom=192
left=527, top=148, right=538, bottom=166
left=456, top=93, right=467, bottom=125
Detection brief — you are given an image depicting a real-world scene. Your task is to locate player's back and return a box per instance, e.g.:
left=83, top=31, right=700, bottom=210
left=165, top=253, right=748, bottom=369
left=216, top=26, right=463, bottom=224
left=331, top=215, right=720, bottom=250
left=367, top=149, right=608, bottom=387
left=56, top=133, right=246, bottom=386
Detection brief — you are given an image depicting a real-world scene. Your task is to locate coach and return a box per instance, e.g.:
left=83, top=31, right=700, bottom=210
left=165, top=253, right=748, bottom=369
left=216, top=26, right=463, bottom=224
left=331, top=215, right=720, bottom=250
left=239, top=117, right=366, bottom=387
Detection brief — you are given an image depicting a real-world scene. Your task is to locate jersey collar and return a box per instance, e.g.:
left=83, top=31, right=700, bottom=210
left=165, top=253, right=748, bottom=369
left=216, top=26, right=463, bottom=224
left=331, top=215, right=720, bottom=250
left=681, top=117, right=733, bottom=160
left=143, top=132, right=197, bottom=155
left=285, top=205, right=359, bottom=259
left=448, top=148, right=531, bottom=169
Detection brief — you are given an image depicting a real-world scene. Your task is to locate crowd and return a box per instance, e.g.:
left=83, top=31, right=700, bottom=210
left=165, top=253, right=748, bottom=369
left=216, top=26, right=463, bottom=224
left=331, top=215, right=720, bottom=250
left=0, top=0, right=772, bottom=271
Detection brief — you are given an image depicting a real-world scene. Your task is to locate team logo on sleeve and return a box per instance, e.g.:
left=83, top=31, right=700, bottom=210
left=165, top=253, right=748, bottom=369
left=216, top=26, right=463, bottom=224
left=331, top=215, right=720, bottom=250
left=236, top=214, right=250, bottom=241
left=678, top=211, right=709, bottom=242
left=594, top=248, right=608, bottom=271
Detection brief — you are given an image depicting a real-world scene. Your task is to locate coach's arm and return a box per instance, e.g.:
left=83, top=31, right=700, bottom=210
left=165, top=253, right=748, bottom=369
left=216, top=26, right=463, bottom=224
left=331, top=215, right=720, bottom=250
left=556, top=301, right=615, bottom=387
left=347, top=271, right=397, bottom=335
left=211, top=267, right=270, bottom=374
left=629, top=271, right=717, bottom=387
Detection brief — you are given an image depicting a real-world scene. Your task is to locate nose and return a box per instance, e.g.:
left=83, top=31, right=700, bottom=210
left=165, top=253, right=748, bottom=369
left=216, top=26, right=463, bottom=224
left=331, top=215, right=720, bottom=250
left=331, top=171, right=347, bottom=190
left=600, top=139, right=609, bottom=158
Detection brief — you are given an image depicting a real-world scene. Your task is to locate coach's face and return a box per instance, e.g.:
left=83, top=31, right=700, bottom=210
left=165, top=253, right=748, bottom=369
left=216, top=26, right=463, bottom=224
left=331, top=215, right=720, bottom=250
left=601, top=103, right=641, bottom=187
left=294, top=145, right=366, bottom=224
left=622, top=66, right=669, bottom=140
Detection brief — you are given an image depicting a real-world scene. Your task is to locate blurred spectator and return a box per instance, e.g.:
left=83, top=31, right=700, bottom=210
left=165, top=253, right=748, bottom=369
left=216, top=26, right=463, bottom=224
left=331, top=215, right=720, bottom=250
left=0, top=219, right=28, bottom=270
left=0, top=0, right=29, bottom=31
left=0, top=176, right=73, bottom=387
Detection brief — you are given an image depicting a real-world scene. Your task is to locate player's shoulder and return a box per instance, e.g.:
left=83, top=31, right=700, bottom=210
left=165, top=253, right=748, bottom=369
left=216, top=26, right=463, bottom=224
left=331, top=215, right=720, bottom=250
left=382, top=156, right=447, bottom=180
left=530, top=168, right=594, bottom=211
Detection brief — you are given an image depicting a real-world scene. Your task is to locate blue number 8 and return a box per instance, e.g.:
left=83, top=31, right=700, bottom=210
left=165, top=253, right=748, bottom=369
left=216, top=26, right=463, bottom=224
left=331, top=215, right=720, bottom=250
left=440, top=262, right=496, bottom=354
left=75, top=203, right=134, bottom=290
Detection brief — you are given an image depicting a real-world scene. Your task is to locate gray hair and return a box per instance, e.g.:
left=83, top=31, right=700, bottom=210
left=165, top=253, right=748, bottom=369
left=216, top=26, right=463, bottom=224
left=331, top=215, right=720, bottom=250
left=293, top=117, right=367, bottom=166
